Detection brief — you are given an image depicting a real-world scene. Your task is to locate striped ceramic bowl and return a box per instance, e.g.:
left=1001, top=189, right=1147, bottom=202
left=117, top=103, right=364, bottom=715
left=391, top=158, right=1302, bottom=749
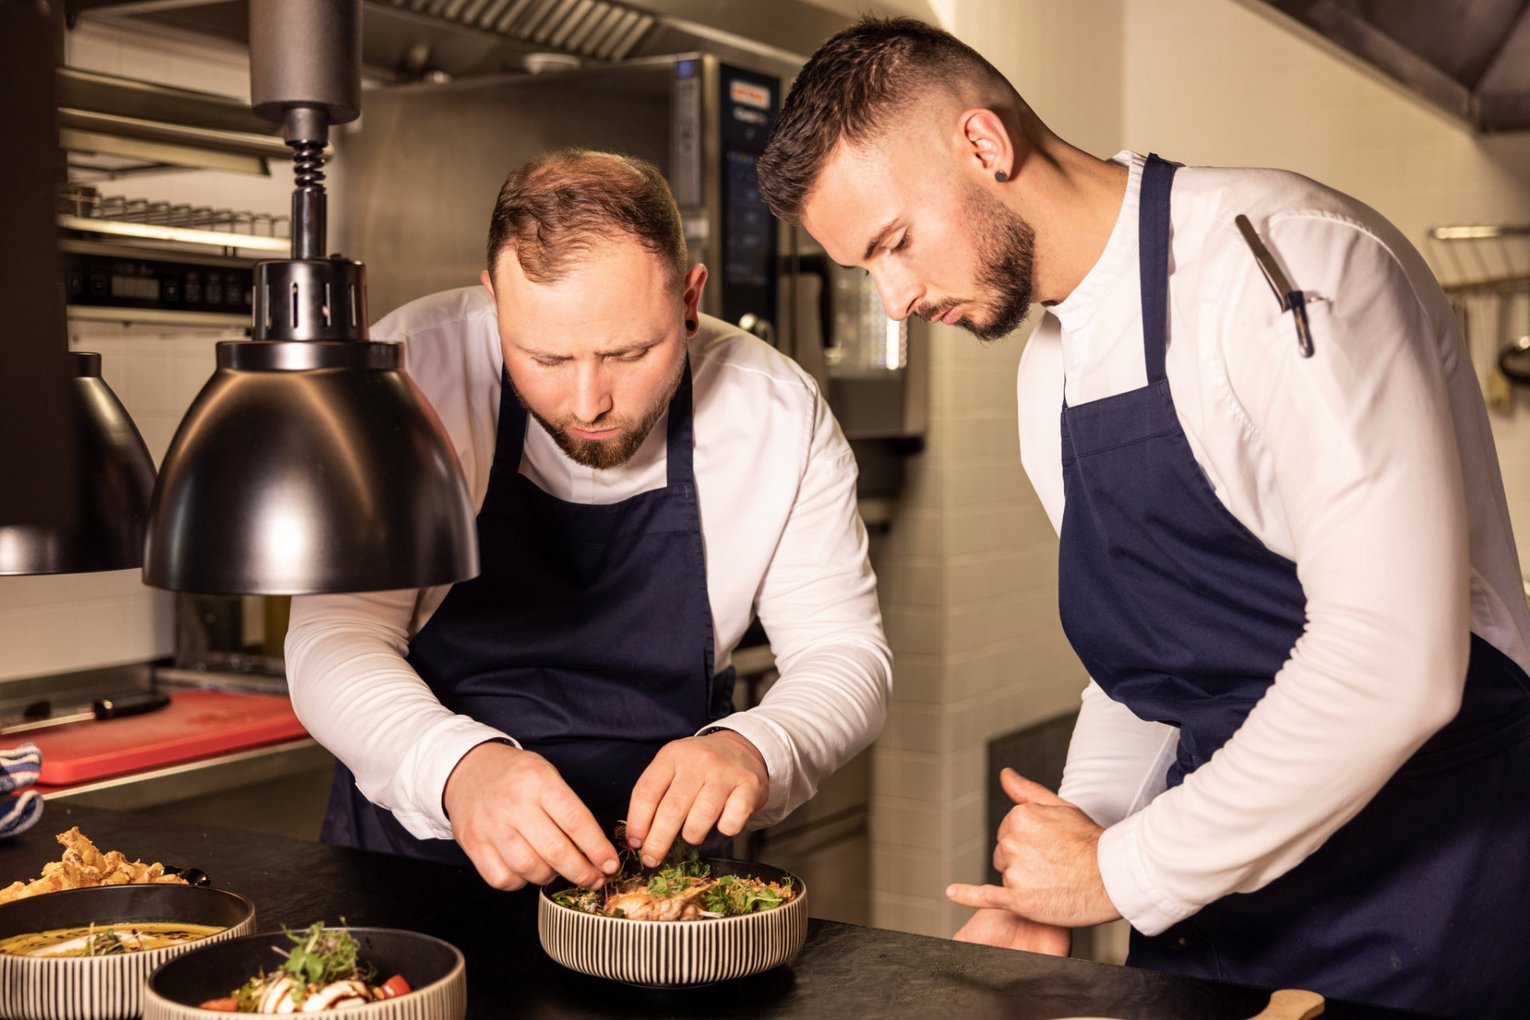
left=142, top=927, right=466, bottom=1020
left=538, top=859, right=808, bottom=986
left=0, top=884, right=256, bottom=1020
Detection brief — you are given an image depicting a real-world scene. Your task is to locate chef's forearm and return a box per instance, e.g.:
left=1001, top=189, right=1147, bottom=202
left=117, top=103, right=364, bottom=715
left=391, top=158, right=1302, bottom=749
left=286, top=597, right=514, bottom=839
left=721, top=643, right=890, bottom=828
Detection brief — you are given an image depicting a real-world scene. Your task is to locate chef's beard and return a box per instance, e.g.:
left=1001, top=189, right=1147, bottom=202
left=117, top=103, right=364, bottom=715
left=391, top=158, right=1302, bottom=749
left=515, top=355, right=685, bottom=470
left=945, top=184, right=1037, bottom=342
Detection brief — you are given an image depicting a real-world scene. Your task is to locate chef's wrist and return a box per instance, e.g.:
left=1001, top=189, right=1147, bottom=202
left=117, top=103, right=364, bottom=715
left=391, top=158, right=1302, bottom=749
left=699, top=726, right=768, bottom=773
left=441, top=736, right=521, bottom=819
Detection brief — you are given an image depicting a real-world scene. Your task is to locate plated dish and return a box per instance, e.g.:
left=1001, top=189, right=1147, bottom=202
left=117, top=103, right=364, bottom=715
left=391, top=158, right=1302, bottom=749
left=143, top=926, right=466, bottom=1020
left=540, top=839, right=807, bottom=986
left=551, top=846, right=797, bottom=921
left=0, top=883, right=257, bottom=1020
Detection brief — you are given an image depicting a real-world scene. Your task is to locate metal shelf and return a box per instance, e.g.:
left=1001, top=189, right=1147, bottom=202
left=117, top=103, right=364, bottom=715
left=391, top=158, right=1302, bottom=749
left=58, top=214, right=289, bottom=254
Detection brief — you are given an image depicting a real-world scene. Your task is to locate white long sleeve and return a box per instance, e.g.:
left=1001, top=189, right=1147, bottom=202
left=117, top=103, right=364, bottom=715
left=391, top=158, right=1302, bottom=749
left=285, top=289, right=889, bottom=840
left=1021, top=153, right=1530, bottom=935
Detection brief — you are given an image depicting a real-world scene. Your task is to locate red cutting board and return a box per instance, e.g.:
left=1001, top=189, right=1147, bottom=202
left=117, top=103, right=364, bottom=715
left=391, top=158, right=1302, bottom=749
left=29, top=689, right=309, bottom=787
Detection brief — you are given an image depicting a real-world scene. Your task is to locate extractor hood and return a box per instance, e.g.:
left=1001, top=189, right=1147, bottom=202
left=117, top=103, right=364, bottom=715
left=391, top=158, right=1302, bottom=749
left=1246, top=0, right=1530, bottom=133
left=70, top=0, right=934, bottom=80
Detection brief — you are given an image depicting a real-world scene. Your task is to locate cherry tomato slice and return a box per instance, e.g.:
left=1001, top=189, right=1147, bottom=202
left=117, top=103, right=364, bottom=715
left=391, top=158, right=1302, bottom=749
left=379, top=974, right=411, bottom=999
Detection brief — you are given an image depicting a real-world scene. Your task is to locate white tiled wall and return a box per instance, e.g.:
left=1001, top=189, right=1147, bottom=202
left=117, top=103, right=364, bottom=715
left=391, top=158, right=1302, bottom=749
left=0, top=22, right=281, bottom=682
left=869, top=0, right=1530, bottom=942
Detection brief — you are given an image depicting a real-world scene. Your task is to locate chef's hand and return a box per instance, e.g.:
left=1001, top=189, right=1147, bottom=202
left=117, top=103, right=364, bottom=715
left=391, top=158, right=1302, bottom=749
left=624, top=729, right=769, bottom=867
left=442, top=741, right=619, bottom=892
left=946, top=769, right=1119, bottom=928
left=953, top=908, right=1072, bottom=957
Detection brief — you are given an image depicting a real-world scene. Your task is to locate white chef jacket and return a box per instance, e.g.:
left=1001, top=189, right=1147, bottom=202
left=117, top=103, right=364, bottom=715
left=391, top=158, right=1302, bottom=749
left=285, top=286, right=891, bottom=842
left=1023, top=152, right=1530, bottom=936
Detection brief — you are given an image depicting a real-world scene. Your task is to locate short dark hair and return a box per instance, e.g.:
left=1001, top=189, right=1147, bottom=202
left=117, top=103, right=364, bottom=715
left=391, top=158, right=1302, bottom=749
left=758, top=17, right=1013, bottom=223
left=485, top=149, right=687, bottom=288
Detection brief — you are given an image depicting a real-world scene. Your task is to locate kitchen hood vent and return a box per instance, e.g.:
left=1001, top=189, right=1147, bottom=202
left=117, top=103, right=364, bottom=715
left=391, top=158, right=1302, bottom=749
left=73, top=0, right=924, bottom=81
left=376, top=0, right=657, bottom=62
left=1248, top=0, right=1530, bottom=133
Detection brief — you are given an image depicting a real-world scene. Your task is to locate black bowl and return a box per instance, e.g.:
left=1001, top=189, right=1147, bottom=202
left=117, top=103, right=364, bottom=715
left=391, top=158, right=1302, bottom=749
left=144, top=927, right=466, bottom=1019
left=0, top=884, right=257, bottom=1020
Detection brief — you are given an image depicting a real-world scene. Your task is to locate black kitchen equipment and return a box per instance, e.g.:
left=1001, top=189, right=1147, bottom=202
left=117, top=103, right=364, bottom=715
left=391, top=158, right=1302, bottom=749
left=0, top=2, right=157, bottom=578
left=142, top=0, right=479, bottom=595
left=0, top=351, right=156, bottom=576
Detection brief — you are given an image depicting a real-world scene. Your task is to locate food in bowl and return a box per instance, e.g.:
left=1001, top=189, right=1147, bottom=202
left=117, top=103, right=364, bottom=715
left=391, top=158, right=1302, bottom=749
left=0, top=921, right=224, bottom=957
left=196, top=922, right=412, bottom=1012
left=0, top=827, right=188, bottom=903
left=549, top=827, right=797, bottom=921
left=538, top=832, right=808, bottom=986
left=144, top=927, right=466, bottom=1020
left=0, top=884, right=257, bottom=1020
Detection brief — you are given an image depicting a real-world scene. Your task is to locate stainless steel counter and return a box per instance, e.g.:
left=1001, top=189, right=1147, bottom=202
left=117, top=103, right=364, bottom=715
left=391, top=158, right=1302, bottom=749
left=43, top=736, right=335, bottom=842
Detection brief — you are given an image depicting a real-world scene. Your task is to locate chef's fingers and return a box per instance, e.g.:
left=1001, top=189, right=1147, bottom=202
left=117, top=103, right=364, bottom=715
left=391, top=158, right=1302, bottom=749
left=517, top=810, right=601, bottom=889
left=542, top=789, right=620, bottom=879
left=681, top=782, right=730, bottom=845
left=641, top=772, right=705, bottom=867
left=944, top=881, right=1019, bottom=912
left=484, top=831, right=555, bottom=891
left=715, top=783, right=757, bottom=837
left=624, top=755, right=678, bottom=850
left=1000, top=768, right=1065, bottom=807
left=462, top=837, right=524, bottom=891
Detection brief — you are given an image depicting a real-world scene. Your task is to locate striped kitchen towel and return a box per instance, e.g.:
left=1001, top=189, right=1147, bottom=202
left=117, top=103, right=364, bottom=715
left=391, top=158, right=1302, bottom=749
left=0, top=744, right=43, bottom=839
left=0, top=743, right=41, bottom=795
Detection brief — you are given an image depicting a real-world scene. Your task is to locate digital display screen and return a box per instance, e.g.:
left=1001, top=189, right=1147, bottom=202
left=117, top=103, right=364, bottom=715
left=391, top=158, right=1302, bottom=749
left=111, top=275, right=160, bottom=301
left=724, top=151, right=770, bottom=288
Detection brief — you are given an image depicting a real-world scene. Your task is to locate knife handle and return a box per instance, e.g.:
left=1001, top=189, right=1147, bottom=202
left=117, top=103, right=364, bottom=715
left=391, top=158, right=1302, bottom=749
left=92, top=691, right=171, bottom=720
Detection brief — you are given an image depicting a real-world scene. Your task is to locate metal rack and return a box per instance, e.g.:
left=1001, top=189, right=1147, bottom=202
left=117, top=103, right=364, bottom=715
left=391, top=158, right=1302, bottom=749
left=57, top=183, right=290, bottom=255
left=1429, top=223, right=1530, bottom=407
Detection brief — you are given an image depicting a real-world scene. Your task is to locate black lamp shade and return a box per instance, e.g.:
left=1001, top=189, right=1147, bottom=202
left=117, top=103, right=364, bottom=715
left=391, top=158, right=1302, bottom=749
left=0, top=352, right=156, bottom=576
left=142, top=339, right=479, bottom=594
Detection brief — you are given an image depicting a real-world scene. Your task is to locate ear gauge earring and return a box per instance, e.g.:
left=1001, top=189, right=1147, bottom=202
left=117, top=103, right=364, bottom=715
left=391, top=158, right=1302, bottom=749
left=994, top=169, right=1008, bottom=183
left=685, top=319, right=698, bottom=333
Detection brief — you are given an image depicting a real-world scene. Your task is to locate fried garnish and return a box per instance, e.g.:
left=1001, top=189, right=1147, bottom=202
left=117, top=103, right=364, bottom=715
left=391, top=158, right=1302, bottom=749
left=0, top=827, right=187, bottom=904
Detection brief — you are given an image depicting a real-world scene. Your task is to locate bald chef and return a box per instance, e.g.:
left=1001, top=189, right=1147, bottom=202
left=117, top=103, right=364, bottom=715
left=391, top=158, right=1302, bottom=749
left=284, top=149, right=890, bottom=892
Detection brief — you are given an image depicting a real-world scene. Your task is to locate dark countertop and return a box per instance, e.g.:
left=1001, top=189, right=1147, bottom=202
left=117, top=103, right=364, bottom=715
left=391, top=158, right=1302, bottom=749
left=0, top=803, right=1437, bottom=1020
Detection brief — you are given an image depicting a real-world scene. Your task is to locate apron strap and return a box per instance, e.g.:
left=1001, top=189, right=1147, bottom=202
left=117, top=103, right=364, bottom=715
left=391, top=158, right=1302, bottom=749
left=665, top=357, right=695, bottom=489
left=1139, top=154, right=1177, bottom=385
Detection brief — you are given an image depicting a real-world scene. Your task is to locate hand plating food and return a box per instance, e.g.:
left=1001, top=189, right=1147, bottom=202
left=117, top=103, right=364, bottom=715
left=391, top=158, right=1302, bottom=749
left=550, top=825, right=795, bottom=921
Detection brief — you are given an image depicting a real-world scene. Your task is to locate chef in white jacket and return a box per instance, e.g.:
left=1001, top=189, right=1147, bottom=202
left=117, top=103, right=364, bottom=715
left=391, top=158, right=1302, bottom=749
left=757, top=16, right=1530, bottom=1020
left=285, top=150, right=889, bottom=894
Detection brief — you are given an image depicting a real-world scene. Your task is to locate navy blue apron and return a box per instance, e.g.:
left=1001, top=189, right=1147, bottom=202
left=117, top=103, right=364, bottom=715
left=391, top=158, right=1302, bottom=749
left=322, top=358, right=736, bottom=867
left=1056, top=154, right=1530, bottom=1018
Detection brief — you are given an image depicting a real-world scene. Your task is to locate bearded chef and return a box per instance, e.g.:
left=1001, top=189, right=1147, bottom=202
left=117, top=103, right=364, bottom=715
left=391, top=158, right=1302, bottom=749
left=756, top=16, right=1530, bottom=1020
left=284, top=149, right=890, bottom=894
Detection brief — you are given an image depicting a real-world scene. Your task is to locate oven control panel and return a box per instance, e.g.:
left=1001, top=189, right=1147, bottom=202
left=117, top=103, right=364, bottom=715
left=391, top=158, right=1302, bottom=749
left=62, top=248, right=255, bottom=316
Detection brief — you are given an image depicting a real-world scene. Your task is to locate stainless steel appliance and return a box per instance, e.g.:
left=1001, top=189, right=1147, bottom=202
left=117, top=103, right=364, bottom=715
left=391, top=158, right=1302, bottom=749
left=333, top=53, right=927, bottom=464
left=337, top=55, right=777, bottom=335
